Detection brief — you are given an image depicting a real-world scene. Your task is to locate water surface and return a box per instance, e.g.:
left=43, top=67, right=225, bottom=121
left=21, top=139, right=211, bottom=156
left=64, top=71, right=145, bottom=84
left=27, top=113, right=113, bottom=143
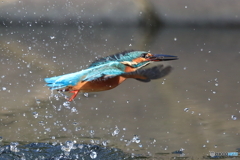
left=0, top=26, right=240, bottom=159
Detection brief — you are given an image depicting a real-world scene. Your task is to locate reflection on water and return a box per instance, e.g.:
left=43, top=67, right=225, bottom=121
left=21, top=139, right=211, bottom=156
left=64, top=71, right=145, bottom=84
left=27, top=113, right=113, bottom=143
left=0, top=26, right=240, bottom=159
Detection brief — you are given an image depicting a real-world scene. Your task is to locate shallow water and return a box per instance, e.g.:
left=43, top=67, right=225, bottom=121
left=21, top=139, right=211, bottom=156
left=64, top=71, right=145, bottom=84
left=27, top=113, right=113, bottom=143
left=0, top=26, right=240, bottom=159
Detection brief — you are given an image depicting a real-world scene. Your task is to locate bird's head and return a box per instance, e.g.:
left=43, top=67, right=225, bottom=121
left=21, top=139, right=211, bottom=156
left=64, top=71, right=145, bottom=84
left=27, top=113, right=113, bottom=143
left=120, top=51, right=178, bottom=68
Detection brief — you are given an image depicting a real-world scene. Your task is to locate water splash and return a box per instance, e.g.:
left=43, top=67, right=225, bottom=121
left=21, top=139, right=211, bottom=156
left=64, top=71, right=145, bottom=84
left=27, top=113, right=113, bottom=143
left=126, top=135, right=141, bottom=147
left=10, top=142, right=19, bottom=152
left=90, top=151, right=97, bottom=159
left=61, top=141, right=76, bottom=156
left=0, top=142, right=129, bottom=159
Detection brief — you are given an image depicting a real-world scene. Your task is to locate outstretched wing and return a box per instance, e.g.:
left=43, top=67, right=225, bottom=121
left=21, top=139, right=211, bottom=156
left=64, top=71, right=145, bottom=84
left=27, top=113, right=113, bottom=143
left=82, top=62, right=125, bottom=81
left=121, top=65, right=172, bottom=82
left=45, top=62, right=126, bottom=90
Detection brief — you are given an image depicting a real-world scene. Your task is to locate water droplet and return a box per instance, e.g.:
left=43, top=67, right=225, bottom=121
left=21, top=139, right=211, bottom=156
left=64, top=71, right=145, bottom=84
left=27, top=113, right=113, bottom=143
left=183, top=67, right=187, bottom=70
left=184, top=108, right=189, bottom=112
left=126, top=100, right=129, bottom=103
left=71, top=107, right=78, bottom=113
left=36, top=99, right=41, bottom=104
left=32, top=112, right=38, bottom=118
left=62, top=127, right=67, bottom=131
left=83, top=93, right=89, bottom=97
left=90, top=139, right=94, bottom=144
left=231, top=115, right=237, bottom=120
left=75, top=127, right=81, bottom=131
left=45, top=128, right=51, bottom=132
left=90, top=130, right=95, bottom=137
left=152, top=139, right=156, bottom=143
left=102, top=141, right=107, bottom=146
left=63, top=101, right=70, bottom=108
left=54, top=94, right=59, bottom=101
left=164, top=146, right=168, bottom=150
left=185, top=6, right=187, bottom=8
left=39, top=121, right=44, bottom=125
left=72, top=122, right=79, bottom=125
left=203, top=144, right=206, bottom=147
left=215, top=83, right=219, bottom=86
left=132, top=135, right=140, bottom=143
left=50, top=36, right=55, bottom=39
left=90, top=151, right=97, bottom=159
left=112, top=126, right=120, bottom=136
left=2, top=87, right=6, bottom=91
left=129, top=44, right=132, bottom=46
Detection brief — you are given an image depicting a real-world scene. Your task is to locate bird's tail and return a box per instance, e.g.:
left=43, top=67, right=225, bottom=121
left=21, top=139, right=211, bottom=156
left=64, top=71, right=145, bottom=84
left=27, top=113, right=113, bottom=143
left=44, top=71, right=83, bottom=90
left=44, top=76, right=68, bottom=90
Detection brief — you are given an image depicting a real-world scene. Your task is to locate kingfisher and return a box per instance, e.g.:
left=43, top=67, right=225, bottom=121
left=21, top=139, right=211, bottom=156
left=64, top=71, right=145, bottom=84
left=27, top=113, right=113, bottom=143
left=44, top=50, right=178, bottom=101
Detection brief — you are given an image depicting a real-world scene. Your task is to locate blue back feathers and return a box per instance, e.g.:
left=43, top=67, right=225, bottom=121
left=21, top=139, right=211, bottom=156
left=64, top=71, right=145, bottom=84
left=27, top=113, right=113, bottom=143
left=89, top=50, right=148, bottom=68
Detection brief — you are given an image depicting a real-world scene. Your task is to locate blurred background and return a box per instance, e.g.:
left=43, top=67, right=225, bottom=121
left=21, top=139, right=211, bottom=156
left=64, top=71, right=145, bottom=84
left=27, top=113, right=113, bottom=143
left=0, top=0, right=240, bottom=159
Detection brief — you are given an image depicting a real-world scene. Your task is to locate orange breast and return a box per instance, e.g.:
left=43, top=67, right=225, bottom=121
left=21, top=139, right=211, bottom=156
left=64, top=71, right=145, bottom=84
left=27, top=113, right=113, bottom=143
left=70, top=66, right=136, bottom=92
left=72, top=76, right=126, bottom=92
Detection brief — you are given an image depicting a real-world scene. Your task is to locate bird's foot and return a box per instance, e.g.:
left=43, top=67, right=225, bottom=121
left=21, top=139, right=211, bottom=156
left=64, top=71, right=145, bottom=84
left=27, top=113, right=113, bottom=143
left=68, top=90, right=79, bottom=101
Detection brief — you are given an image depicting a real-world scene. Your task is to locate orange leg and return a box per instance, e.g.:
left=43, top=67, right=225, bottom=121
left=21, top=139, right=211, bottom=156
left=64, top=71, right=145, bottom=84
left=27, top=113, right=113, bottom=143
left=68, top=90, right=79, bottom=101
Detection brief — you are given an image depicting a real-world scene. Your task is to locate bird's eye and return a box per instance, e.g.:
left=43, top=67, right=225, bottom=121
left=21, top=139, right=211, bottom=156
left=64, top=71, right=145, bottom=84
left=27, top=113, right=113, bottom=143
left=141, top=53, right=148, bottom=58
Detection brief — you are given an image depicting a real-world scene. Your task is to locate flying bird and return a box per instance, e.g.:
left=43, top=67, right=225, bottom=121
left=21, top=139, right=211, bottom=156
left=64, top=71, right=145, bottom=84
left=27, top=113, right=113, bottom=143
left=44, top=50, right=178, bottom=101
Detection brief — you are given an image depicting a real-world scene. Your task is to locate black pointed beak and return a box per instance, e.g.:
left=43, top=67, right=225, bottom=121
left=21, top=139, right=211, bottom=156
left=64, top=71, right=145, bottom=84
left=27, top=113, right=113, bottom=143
left=150, top=54, right=178, bottom=61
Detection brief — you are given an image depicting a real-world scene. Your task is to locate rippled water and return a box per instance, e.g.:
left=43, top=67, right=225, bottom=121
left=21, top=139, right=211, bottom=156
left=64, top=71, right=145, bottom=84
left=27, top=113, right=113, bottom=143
left=0, top=26, right=240, bottom=159
left=0, top=142, right=130, bottom=159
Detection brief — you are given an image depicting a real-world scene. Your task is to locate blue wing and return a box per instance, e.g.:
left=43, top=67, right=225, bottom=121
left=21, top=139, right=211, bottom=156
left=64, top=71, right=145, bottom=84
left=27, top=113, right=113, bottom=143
left=44, top=62, right=126, bottom=90
left=82, top=62, right=125, bottom=81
